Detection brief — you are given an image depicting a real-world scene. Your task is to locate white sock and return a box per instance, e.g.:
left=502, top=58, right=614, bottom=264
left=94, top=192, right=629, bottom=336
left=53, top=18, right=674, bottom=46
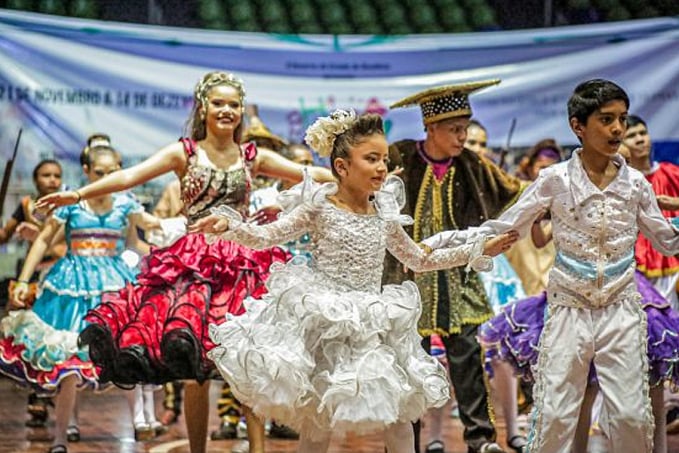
left=143, top=385, right=158, bottom=425
left=126, top=386, right=146, bottom=426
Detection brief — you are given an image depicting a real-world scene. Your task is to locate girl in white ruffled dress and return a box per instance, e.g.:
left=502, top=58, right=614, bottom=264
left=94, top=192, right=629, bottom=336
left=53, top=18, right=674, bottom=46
left=191, top=110, right=518, bottom=453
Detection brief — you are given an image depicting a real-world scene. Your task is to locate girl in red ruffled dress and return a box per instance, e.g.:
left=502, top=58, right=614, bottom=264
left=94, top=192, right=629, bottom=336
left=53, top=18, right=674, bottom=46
left=38, top=71, right=333, bottom=453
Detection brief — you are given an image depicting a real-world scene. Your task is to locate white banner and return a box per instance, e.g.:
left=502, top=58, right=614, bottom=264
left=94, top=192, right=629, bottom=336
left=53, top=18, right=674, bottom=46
left=0, top=9, right=678, bottom=192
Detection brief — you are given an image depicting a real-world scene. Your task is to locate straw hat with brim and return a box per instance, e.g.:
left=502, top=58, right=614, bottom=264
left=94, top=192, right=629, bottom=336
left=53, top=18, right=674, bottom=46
left=243, top=116, right=288, bottom=149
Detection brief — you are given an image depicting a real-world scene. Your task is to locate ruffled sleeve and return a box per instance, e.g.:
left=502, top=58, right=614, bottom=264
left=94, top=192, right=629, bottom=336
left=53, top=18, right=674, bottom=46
left=242, top=141, right=258, bottom=162
left=209, top=169, right=325, bottom=249
left=276, top=168, right=337, bottom=214
left=373, top=175, right=413, bottom=225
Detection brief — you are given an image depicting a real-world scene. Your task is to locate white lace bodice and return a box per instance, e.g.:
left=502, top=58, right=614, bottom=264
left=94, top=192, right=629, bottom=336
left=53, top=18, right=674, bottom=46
left=213, top=176, right=487, bottom=293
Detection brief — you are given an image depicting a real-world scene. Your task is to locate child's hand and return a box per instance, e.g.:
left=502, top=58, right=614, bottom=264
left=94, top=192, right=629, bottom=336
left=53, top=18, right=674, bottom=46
left=188, top=214, right=229, bottom=235
left=388, top=166, right=403, bottom=177
left=15, top=222, right=40, bottom=242
left=657, top=195, right=679, bottom=211
left=251, top=205, right=282, bottom=225
left=35, top=190, right=79, bottom=211
left=483, top=231, right=519, bottom=256
left=10, top=281, right=29, bottom=309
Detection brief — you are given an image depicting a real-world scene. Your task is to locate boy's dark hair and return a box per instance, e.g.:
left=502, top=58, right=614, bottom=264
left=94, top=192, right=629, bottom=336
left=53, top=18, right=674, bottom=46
left=331, top=113, right=385, bottom=178
left=33, top=159, right=62, bottom=181
left=627, top=114, right=647, bottom=129
left=567, top=79, right=630, bottom=124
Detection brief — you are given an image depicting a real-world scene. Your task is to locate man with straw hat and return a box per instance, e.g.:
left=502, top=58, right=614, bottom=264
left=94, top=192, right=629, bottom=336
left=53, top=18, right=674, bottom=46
left=385, top=80, right=523, bottom=453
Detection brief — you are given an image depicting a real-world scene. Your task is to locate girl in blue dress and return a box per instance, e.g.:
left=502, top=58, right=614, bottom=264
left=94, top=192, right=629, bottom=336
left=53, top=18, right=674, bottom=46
left=0, top=145, right=161, bottom=453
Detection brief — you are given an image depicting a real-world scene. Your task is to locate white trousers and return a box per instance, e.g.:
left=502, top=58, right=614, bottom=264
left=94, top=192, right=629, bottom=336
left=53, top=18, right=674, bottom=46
left=526, top=298, right=654, bottom=453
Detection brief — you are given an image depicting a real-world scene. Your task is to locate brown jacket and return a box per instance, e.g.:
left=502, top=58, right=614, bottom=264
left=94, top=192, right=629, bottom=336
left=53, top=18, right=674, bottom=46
left=384, top=140, right=522, bottom=334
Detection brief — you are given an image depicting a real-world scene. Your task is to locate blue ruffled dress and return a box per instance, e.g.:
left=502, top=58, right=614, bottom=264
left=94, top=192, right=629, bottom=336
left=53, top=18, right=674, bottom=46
left=0, top=194, right=141, bottom=392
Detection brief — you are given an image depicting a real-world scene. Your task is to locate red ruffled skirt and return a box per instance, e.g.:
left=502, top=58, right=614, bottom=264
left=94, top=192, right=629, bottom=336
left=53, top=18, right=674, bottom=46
left=79, top=233, right=288, bottom=384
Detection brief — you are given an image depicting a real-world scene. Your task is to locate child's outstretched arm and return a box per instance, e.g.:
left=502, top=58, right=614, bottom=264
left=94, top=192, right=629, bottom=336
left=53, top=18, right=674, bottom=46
left=638, top=181, right=679, bottom=255
left=189, top=204, right=313, bottom=250
left=12, top=216, right=63, bottom=308
left=657, top=195, right=679, bottom=212
left=385, top=222, right=518, bottom=273
left=422, top=171, right=553, bottom=250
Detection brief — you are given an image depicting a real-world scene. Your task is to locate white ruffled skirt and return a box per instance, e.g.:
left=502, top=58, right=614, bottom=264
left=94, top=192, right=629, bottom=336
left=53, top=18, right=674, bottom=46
left=207, top=257, right=449, bottom=437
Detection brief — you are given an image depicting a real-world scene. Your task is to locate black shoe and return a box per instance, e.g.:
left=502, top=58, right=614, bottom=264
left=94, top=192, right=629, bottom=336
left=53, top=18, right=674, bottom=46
left=668, top=407, right=679, bottom=434
left=134, top=423, right=155, bottom=441
left=27, top=394, right=50, bottom=428
left=268, top=422, right=299, bottom=439
left=151, top=421, right=169, bottom=437
left=47, top=445, right=67, bottom=453
left=210, top=421, right=238, bottom=440
left=425, top=440, right=445, bottom=453
left=26, top=411, right=48, bottom=428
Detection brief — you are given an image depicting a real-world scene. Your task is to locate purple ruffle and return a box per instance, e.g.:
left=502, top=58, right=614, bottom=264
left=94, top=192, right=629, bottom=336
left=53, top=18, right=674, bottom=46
left=479, top=270, right=679, bottom=387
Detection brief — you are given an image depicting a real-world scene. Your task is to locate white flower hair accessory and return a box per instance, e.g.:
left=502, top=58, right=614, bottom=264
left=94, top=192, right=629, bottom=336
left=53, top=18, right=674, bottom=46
left=304, top=109, right=358, bottom=157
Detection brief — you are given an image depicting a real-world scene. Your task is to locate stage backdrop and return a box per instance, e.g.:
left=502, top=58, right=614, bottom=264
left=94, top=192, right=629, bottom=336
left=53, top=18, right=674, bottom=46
left=0, top=9, right=678, bottom=194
